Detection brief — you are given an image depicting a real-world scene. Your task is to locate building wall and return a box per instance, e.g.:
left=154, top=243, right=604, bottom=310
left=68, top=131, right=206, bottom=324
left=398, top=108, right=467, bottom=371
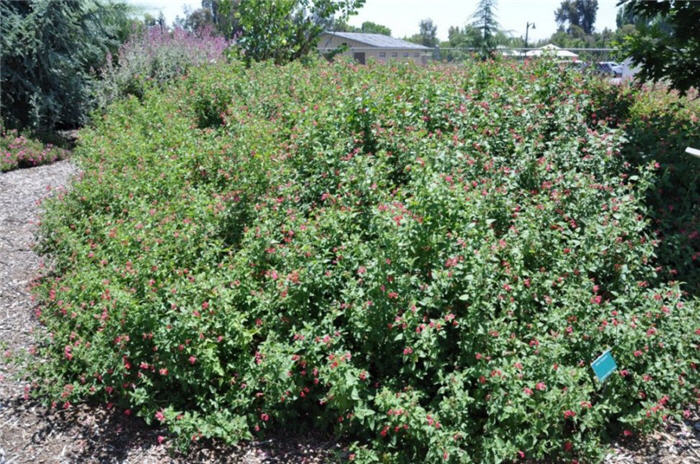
left=317, top=34, right=431, bottom=65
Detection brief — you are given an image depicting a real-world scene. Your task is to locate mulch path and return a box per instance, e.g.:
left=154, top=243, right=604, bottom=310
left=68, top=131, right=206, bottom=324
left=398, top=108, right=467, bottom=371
left=0, top=160, right=698, bottom=463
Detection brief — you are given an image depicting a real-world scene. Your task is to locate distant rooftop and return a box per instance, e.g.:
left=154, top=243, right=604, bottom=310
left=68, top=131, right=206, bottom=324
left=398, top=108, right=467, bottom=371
left=322, top=32, right=432, bottom=50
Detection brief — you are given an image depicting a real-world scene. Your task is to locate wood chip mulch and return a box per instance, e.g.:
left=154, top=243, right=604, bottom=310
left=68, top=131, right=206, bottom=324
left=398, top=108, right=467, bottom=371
left=0, top=160, right=698, bottom=463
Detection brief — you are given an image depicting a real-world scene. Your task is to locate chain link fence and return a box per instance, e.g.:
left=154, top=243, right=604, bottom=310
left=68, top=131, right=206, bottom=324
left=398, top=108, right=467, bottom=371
left=318, top=46, right=618, bottom=64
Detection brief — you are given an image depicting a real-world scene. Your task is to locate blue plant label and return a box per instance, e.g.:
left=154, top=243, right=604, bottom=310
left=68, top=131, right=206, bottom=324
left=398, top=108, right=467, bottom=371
left=591, top=350, right=617, bottom=383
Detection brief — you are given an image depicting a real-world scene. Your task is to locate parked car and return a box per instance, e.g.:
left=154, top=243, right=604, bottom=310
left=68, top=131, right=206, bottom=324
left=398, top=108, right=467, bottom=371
left=596, top=61, right=622, bottom=77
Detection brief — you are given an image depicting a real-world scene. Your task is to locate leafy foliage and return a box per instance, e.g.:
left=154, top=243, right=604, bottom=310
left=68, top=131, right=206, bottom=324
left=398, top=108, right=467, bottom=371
left=28, top=58, right=699, bottom=463
left=0, top=0, right=133, bottom=132
left=0, top=125, right=68, bottom=172
left=617, top=0, right=700, bottom=95
left=555, top=0, right=599, bottom=35
left=230, top=0, right=365, bottom=65
left=94, top=26, right=228, bottom=109
left=332, top=20, right=392, bottom=36
left=358, top=21, right=392, bottom=36
left=412, top=19, right=439, bottom=48
left=469, top=0, right=500, bottom=56
left=589, top=82, right=700, bottom=294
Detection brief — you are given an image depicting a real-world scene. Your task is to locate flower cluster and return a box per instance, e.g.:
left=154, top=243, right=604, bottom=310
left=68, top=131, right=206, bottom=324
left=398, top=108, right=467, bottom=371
left=0, top=126, right=67, bottom=172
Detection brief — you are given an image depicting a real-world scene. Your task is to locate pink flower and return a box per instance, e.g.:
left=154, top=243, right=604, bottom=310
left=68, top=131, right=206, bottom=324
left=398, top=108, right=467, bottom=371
left=403, top=347, right=413, bottom=356
left=188, top=355, right=197, bottom=365
left=157, top=435, right=166, bottom=444
left=260, top=413, right=269, bottom=422
left=523, top=387, right=533, bottom=396
left=535, top=382, right=546, bottom=391
left=155, top=410, right=165, bottom=422
left=563, top=410, right=576, bottom=419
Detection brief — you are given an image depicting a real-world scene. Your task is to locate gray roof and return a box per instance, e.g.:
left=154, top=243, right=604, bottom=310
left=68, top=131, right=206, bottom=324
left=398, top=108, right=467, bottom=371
left=323, top=32, right=431, bottom=50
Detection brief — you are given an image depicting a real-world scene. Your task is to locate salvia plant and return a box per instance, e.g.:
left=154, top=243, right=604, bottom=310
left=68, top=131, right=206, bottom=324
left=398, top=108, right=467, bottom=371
left=93, top=25, right=229, bottom=109
left=27, top=57, right=699, bottom=463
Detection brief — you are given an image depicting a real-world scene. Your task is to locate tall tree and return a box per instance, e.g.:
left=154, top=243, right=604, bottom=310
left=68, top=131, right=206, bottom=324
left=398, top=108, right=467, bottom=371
left=617, top=0, right=699, bottom=94
left=182, top=7, right=215, bottom=33
left=0, top=0, right=133, bottom=131
left=230, top=0, right=365, bottom=65
left=470, top=0, right=499, bottom=56
left=555, top=0, right=597, bottom=35
left=203, top=0, right=240, bottom=38
left=417, top=18, right=438, bottom=47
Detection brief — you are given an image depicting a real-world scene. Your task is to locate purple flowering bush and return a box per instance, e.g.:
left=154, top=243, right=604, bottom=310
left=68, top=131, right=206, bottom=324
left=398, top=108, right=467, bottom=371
left=94, top=26, right=228, bottom=108
left=0, top=125, right=68, bottom=172
left=28, top=58, right=699, bottom=463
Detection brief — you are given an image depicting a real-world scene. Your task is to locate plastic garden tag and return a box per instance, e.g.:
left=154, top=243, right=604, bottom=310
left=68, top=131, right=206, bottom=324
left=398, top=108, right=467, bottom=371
left=591, top=349, right=617, bottom=383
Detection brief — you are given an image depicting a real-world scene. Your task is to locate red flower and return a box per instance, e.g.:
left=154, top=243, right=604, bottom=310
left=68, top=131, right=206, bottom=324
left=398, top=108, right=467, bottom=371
left=563, top=409, right=576, bottom=419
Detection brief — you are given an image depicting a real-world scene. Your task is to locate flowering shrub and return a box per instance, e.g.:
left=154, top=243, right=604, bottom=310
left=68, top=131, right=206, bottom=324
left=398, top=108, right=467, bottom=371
left=94, top=26, right=228, bottom=109
left=0, top=126, right=67, bottom=172
left=589, top=83, right=700, bottom=293
left=29, top=58, right=699, bottom=463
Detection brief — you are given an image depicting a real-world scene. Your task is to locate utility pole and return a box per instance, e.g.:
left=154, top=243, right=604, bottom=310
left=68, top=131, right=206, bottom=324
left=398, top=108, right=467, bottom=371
left=525, top=22, right=535, bottom=48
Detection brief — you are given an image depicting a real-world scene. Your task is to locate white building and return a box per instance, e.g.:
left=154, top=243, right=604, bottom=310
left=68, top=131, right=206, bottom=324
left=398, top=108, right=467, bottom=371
left=318, top=32, right=433, bottom=65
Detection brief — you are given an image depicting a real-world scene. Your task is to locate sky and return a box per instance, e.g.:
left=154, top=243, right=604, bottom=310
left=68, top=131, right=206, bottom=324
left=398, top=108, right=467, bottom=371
left=129, top=0, right=620, bottom=43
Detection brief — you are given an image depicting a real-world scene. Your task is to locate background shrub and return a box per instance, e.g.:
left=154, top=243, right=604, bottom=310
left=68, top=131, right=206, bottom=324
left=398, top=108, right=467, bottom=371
left=589, top=82, right=700, bottom=294
left=30, top=58, right=699, bottom=463
left=93, top=26, right=228, bottom=109
left=0, top=125, right=68, bottom=172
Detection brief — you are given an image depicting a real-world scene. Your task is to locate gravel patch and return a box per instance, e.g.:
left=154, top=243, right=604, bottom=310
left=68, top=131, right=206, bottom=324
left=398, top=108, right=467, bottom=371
left=0, top=160, right=697, bottom=463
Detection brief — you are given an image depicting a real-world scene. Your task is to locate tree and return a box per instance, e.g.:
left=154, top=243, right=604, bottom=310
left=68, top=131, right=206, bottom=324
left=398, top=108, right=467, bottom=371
left=202, top=0, right=241, bottom=39
left=616, top=3, right=644, bottom=28
left=406, top=19, right=438, bottom=48
left=617, top=0, right=700, bottom=94
left=0, top=0, right=133, bottom=131
left=470, top=0, right=499, bottom=56
left=182, top=7, right=216, bottom=33
left=230, top=0, right=365, bottom=65
left=360, top=21, right=391, bottom=36
left=417, top=19, right=438, bottom=47
left=554, top=0, right=598, bottom=34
